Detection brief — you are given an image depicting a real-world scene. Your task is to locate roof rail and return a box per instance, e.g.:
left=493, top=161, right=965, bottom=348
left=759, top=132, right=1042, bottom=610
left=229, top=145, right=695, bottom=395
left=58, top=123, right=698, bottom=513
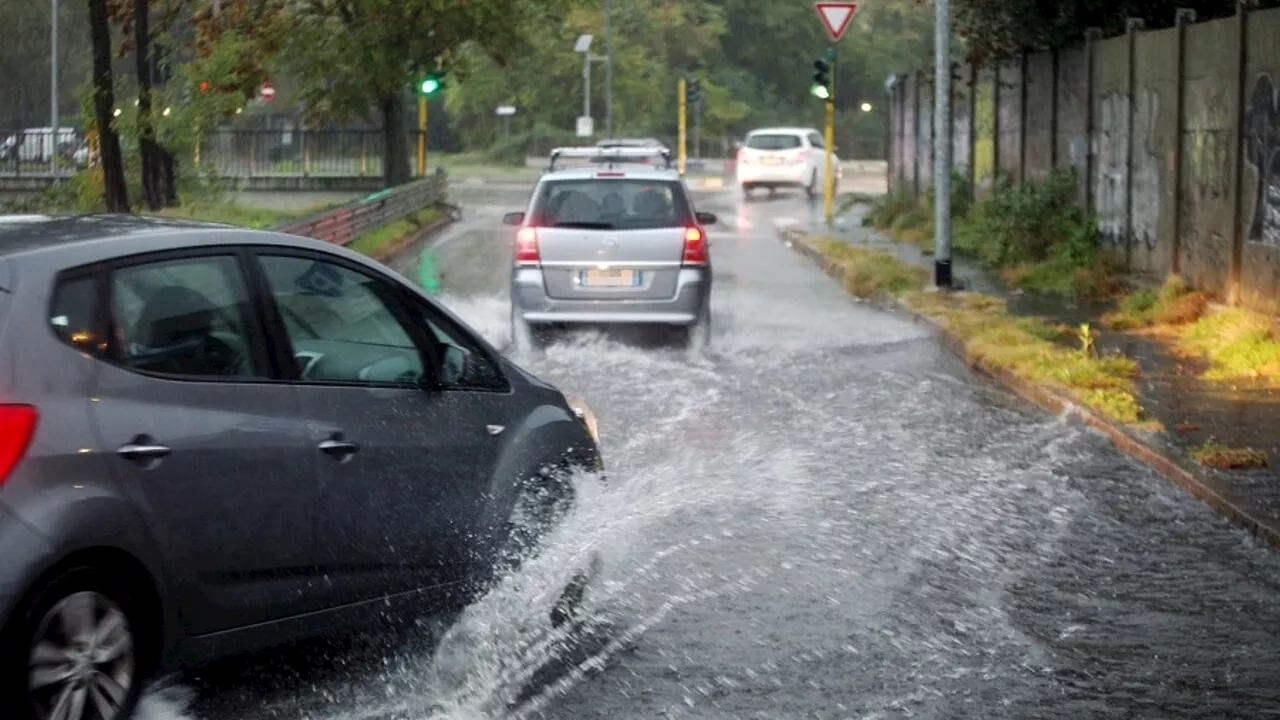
left=547, top=146, right=674, bottom=172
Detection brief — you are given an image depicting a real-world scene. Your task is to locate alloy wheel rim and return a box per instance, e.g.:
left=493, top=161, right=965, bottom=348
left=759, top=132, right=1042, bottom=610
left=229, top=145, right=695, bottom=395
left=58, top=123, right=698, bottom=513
left=28, top=591, right=135, bottom=720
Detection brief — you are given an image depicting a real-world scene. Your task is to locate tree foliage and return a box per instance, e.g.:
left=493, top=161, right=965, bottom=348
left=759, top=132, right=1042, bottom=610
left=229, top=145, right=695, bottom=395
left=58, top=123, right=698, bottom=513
left=955, top=0, right=1280, bottom=62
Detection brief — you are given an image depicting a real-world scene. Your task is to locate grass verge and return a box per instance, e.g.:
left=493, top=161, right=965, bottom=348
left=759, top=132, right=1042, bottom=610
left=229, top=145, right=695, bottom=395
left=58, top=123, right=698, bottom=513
left=1189, top=438, right=1269, bottom=469
left=1179, top=308, right=1280, bottom=385
left=862, top=169, right=1122, bottom=298
left=1102, top=275, right=1210, bottom=330
left=807, top=235, right=1146, bottom=425
left=346, top=205, right=443, bottom=257
left=153, top=200, right=339, bottom=229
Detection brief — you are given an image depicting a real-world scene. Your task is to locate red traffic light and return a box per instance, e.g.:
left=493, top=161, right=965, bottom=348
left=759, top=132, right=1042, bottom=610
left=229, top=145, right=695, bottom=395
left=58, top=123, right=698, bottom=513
left=199, top=81, right=210, bottom=92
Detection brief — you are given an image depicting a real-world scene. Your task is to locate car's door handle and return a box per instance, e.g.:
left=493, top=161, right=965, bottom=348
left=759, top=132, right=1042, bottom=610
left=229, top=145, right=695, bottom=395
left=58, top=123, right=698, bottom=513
left=318, top=438, right=359, bottom=457
left=116, top=442, right=171, bottom=461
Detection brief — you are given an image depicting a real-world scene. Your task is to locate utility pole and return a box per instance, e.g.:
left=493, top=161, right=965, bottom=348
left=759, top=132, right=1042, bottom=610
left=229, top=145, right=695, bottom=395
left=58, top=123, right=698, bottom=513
left=933, top=0, right=953, bottom=289
left=50, top=0, right=59, bottom=176
left=694, top=95, right=702, bottom=163
left=604, top=0, right=613, bottom=136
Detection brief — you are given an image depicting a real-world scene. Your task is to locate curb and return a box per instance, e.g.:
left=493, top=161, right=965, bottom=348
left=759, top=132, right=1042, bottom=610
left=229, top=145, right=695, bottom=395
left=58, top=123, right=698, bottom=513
left=367, top=202, right=461, bottom=264
left=780, top=227, right=1280, bottom=551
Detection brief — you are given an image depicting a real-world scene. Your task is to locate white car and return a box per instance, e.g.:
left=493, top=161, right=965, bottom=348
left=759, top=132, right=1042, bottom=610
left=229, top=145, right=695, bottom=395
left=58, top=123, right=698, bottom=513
left=735, top=127, right=841, bottom=199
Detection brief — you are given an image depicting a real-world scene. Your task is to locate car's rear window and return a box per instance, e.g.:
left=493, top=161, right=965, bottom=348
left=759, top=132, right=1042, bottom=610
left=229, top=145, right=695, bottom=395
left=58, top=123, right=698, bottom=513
left=529, top=179, right=692, bottom=230
left=746, top=134, right=803, bottom=150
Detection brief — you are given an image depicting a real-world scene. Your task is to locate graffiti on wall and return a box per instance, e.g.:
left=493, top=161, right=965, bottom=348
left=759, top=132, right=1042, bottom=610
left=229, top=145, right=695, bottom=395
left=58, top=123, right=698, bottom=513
left=1094, top=92, right=1130, bottom=246
left=1183, top=83, right=1232, bottom=235
left=1130, top=88, right=1162, bottom=252
left=1092, top=89, right=1163, bottom=251
left=1245, top=73, right=1280, bottom=247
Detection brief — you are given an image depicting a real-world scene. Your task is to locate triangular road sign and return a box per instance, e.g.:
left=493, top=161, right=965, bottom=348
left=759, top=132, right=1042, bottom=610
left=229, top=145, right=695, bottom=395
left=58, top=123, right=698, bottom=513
left=815, top=2, right=859, bottom=42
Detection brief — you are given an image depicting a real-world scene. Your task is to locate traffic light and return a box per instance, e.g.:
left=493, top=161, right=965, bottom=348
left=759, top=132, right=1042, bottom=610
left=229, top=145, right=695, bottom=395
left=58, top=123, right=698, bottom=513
left=811, top=48, right=834, bottom=101
left=199, top=80, right=210, bottom=93
left=418, top=72, right=445, bottom=96
left=686, top=78, right=703, bottom=104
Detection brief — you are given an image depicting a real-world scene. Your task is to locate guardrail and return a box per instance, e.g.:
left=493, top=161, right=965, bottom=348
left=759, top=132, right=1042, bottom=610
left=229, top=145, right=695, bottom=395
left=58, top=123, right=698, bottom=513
left=272, top=167, right=448, bottom=246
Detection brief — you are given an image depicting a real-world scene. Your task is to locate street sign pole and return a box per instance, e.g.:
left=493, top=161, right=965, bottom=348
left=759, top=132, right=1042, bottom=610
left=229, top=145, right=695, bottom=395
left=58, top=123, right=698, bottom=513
left=694, top=95, right=702, bottom=163
left=677, top=78, right=687, bottom=175
left=417, top=95, right=427, bottom=177
left=813, top=2, right=860, bottom=227
left=824, top=48, right=836, bottom=227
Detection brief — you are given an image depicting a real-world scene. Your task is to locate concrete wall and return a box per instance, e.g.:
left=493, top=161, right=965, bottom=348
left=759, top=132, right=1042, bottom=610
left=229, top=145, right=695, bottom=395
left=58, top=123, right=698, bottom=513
left=887, top=5, right=1280, bottom=315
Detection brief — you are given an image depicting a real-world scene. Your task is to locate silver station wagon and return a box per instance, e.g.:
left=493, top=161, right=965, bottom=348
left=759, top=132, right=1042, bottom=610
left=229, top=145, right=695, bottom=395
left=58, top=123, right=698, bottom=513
left=505, top=147, right=717, bottom=349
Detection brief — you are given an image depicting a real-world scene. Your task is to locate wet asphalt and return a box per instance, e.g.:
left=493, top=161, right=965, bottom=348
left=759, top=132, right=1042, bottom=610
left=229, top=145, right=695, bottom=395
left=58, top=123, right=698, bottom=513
left=152, top=184, right=1280, bottom=720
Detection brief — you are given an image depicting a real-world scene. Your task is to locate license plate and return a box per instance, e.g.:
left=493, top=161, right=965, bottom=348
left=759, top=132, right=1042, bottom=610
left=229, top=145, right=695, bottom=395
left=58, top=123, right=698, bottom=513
left=580, top=269, right=642, bottom=287
left=760, top=156, right=783, bottom=165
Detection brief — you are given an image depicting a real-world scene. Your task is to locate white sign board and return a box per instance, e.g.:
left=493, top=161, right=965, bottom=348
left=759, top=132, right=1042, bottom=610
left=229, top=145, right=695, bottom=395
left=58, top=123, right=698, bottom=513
left=576, top=116, right=594, bottom=138
left=814, top=2, right=859, bottom=42
left=496, top=105, right=517, bottom=116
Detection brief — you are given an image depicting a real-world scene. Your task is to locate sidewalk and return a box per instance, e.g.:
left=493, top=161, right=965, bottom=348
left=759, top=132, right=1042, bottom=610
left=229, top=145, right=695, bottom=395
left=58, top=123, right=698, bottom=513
left=810, top=208, right=1280, bottom=546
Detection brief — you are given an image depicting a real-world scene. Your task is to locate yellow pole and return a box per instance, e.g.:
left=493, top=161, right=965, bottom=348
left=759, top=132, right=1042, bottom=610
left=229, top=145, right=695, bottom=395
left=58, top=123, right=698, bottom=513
left=824, top=100, right=835, bottom=226
left=417, top=95, right=427, bottom=177
left=823, top=52, right=837, bottom=227
left=677, top=78, right=687, bottom=174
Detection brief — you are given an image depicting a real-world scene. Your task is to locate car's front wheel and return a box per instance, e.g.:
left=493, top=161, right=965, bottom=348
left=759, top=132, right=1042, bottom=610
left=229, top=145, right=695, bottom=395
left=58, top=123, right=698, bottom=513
left=2, top=566, right=149, bottom=720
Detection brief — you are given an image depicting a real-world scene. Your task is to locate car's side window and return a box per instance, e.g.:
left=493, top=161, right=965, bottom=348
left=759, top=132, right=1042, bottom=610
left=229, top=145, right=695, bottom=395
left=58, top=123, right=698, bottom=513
left=108, top=255, right=269, bottom=379
left=49, top=274, right=107, bottom=357
left=808, top=132, right=825, bottom=150
left=257, top=254, right=427, bottom=385
left=406, top=301, right=508, bottom=392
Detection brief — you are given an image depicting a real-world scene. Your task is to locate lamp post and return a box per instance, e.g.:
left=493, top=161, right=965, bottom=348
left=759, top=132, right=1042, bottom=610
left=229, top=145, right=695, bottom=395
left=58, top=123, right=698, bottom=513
left=574, top=34, right=607, bottom=138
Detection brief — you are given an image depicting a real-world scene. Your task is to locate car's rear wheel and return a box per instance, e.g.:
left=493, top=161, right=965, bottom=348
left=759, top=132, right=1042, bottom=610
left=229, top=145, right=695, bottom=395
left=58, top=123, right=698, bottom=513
left=2, top=566, right=149, bottom=720
left=741, top=183, right=753, bottom=199
left=677, top=306, right=712, bottom=352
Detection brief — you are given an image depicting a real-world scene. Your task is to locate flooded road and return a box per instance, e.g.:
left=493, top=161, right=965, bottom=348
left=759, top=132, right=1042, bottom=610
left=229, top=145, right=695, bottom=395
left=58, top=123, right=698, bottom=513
left=146, top=185, right=1280, bottom=720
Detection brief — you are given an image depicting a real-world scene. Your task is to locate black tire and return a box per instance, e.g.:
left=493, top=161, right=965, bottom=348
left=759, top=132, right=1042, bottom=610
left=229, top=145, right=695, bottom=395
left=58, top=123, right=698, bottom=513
left=1, top=565, right=151, bottom=720
left=741, top=183, right=752, bottom=199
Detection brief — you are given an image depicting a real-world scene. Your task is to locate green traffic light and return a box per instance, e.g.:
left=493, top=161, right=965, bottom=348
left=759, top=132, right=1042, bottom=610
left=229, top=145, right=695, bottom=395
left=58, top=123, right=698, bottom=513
left=810, top=83, right=831, bottom=100
left=420, top=77, right=440, bottom=95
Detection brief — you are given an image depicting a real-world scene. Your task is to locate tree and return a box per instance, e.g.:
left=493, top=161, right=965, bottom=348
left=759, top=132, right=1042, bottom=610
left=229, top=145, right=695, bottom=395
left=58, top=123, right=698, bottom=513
left=273, top=0, right=582, bottom=187
left=954, top=0, right=1280, bottom=62
left=88, top=0, right=129, bottom=211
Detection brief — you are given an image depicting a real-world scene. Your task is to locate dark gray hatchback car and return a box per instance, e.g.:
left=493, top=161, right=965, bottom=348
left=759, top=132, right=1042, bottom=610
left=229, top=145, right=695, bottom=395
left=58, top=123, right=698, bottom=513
left=0, top=215, right=603, bottom=720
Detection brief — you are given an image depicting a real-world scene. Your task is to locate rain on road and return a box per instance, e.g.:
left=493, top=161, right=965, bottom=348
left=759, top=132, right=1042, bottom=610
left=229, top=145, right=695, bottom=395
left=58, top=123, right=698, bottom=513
left=148, top=184, right=1280, bottom=720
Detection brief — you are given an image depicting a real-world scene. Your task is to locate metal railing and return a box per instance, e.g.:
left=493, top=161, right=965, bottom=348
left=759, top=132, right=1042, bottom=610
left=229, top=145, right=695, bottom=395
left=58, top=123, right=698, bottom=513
left=272, top=168, right=448, bottom=246
left=197, top=129, right=389, bottom=177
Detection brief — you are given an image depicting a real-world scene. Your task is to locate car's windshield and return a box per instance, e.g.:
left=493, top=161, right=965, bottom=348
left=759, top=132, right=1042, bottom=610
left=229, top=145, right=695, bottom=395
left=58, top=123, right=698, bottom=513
left=746, top=134, right=803, bottom=150
left=529, top=178, right=691, bottom=230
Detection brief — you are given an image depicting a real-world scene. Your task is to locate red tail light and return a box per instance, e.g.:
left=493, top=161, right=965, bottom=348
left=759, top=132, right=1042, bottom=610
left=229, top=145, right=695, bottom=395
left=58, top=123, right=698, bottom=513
left=0, top=405, right=37, bottom=486
left=515, top=227, right=540, bottom=265
left=682, top=226, right=707, bottom=265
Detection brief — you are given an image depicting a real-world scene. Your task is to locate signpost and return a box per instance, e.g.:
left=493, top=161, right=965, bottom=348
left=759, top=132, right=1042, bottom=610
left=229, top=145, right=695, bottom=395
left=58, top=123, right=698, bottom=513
left=496, top=105, right=516, bottom=136
left=576, top=116, right=594, bottom=138
left=813, top=2, right=859, bottom=227
left=677, top=78, right=687, bottom=175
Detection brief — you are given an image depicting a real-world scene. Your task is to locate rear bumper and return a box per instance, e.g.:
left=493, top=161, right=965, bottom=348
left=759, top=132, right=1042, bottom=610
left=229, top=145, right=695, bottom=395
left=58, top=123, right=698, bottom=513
left=737, top=163, right=810, bottom=186
left=512, top=267, right=709, bottom=325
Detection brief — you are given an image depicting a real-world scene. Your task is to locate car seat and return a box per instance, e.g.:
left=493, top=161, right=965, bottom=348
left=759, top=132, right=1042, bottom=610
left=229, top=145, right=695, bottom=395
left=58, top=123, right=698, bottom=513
left=131, top=285, right=248, bottom=377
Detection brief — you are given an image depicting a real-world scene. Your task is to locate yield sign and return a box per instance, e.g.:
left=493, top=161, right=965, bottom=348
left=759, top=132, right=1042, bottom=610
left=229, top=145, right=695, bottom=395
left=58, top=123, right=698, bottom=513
left=815, top=2, right=859, bottom=42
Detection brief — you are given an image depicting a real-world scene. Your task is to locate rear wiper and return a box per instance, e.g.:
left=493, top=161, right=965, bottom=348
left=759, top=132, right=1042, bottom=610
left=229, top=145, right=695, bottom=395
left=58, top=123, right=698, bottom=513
left=551, top=221, right=615, bottom=229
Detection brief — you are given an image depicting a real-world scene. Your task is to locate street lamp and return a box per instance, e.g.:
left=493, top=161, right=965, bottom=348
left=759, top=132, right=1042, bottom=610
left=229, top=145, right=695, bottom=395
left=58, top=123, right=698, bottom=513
left=860, top=102, right=873, bottom=113
left=50, top=0, right=59, bottom=175
left=574, top=34, right=607, bottom=138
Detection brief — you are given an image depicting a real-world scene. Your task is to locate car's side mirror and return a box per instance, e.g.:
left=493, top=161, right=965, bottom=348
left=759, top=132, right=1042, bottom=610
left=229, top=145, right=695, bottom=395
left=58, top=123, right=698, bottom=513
left=695, top=211, right=718, bottom=225
left=502, top=212, right=525, bottom=226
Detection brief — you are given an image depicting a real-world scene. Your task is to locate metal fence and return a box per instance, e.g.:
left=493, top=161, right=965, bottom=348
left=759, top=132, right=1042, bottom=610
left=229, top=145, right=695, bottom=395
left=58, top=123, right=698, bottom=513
left=273, top=169, right=448, bottom=247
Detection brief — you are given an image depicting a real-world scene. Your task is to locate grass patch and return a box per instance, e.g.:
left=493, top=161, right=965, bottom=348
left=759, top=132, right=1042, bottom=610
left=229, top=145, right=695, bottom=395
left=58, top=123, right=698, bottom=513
left=346, top=205, right=444, bottom=257
left=1179, top=308, right=1280, bottom=384
left=154, top=200, right=339, bottom=229
left=812, top=236, right=929, bottom=297
left=901, top=290, right=1144, bottom=423
left=1189, top=438, right=1269, bottom=469
left=1102, top=275, right=1211, bottom=330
